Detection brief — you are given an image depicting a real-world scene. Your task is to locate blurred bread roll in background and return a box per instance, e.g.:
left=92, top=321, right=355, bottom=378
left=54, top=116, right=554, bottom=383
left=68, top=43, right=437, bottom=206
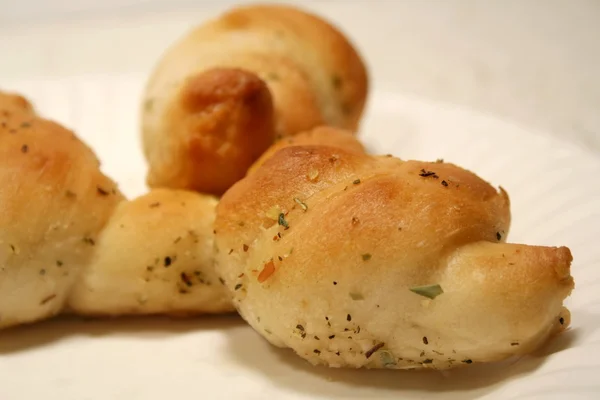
left=144, top=68, right=275, bottom=196
left=141, top=4, right=369, bottom=195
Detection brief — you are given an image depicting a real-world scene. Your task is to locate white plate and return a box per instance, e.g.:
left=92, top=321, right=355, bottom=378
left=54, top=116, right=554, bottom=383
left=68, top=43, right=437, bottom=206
left=1, top=2, right=599, bottom=399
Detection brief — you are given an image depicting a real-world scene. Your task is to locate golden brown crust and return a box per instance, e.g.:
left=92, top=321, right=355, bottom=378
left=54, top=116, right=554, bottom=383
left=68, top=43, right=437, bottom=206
left=141, top=4, right=368, bottom=194
left=145, top=68, right=275, bottom=195
left=214, top=129, right=573, bottom=369
left=248, top=125, right=366, bottom=174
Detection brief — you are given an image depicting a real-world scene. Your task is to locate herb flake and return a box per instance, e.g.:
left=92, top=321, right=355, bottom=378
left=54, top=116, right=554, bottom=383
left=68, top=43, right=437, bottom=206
left=97, top=186, right=110, bottom=196
left=258, top=260, right=276, bottom=283
left=278, top=213, right=289, bottom=229
left=419, top=169, right=439, bottom=178
left=380, top=351, right=397, bottom=368
left=349, top=292, right=364, bottom=300
left=40, top=294, right=56, bottom=305
left=365, top=342, right=385, bottom=359
left=409, top=284, right=444, bottom=299
left=293, top=197, right=308, bottom=211
left=181, top=272, right=193, bottom=287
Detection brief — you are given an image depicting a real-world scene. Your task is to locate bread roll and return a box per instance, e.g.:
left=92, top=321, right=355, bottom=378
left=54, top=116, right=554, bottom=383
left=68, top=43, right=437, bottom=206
left=141, top=4, right=368, bottom=195
left=68, top=189, right=234, bottom=316
left=213, top=136, right=574, bottom=369
left=0, top=93, right=124, bottom=329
